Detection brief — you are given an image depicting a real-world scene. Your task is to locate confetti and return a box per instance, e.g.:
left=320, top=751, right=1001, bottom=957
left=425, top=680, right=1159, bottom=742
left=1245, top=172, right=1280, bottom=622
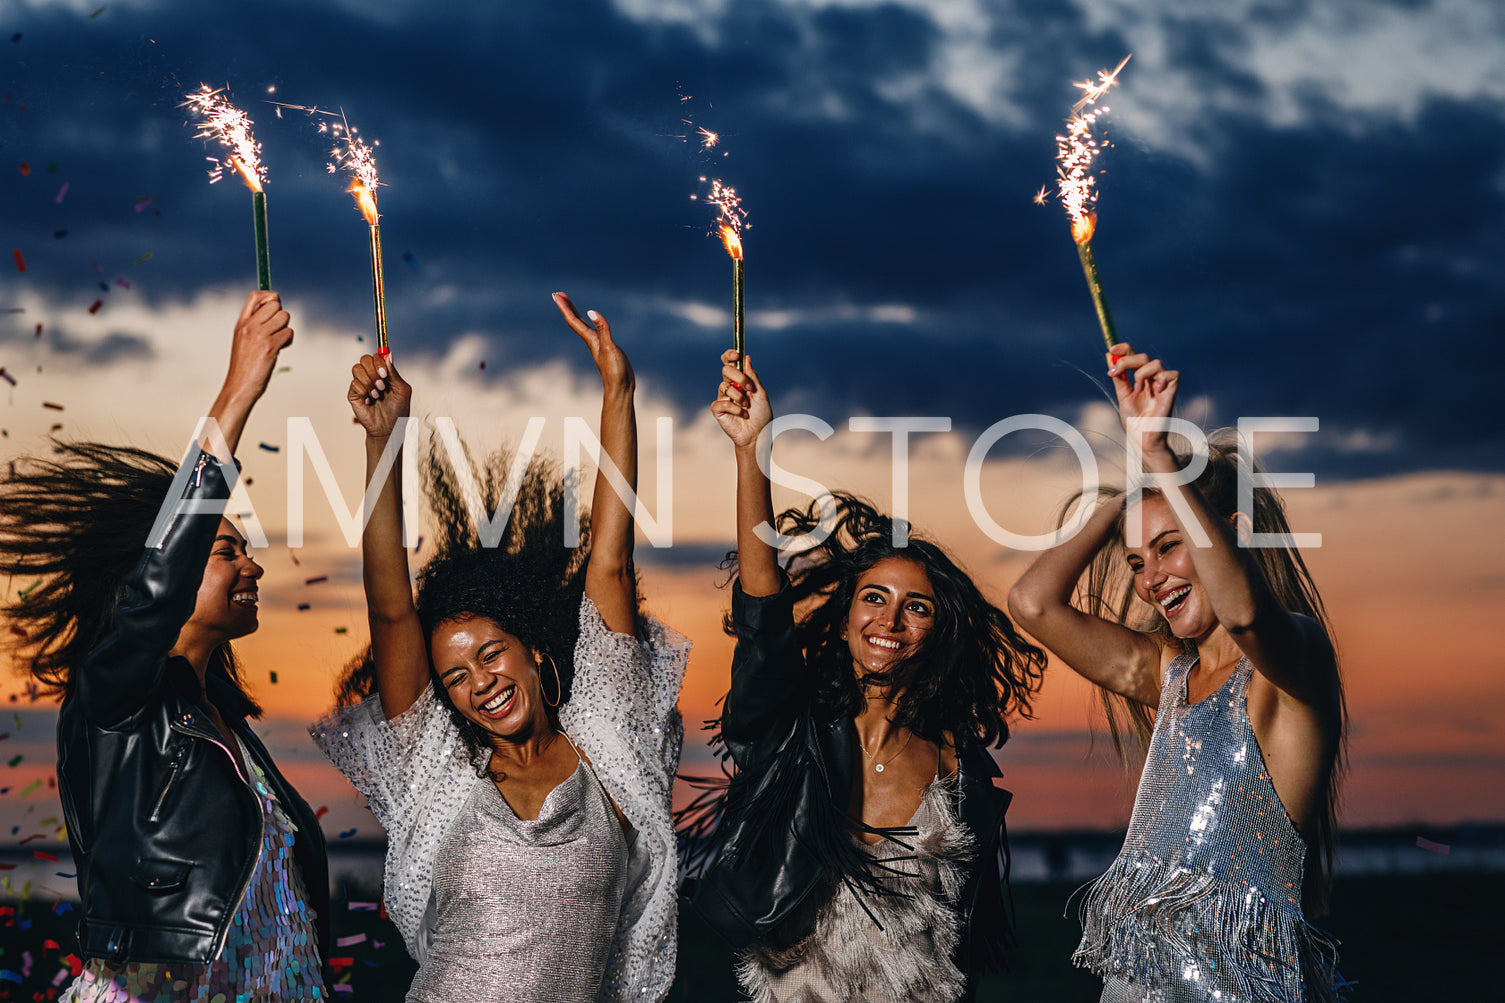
left=88, top=255, right=103, bottom=273
left=89, top=6, right=107, bottom=18
left=304, top=575, right=328, bottom=585
left=335, top=933, right=367, bottom=947
left=87, top=299, right=103, bottom=314
left=55, top=182, right=68, bottom=203
left=315, top=805, right=329, bottom=819
left=32, top=850, right=57, bottom=862
left=268, top=671, right=278, bottom=684
left=54, top=872, right=74, bottom=879
left=6, top=754, right=20, bottom=766
left=9, top=33, right=20, bottom=42
left=1416, top=836, right=1450, bottom=854
left=12, top=249, right=25, bottom=272
left=334, top=627, right=348, bottom=635
left=258, top=442, right=280, bottom=452
left=402, top=250, right=418, bottom=270
left=18, top=779, right=41, bottom=797
left=41, top=401, right=63, bottom=411
left=297, top=603, right=311, bottom=611
left=133, top=198, right=154, bottom=213
left=115, top=277, right=130, bottom=289
left=53, top=229, right=67, bottom=239
left=0, top=369, right=14, bottom=386
left=18, top=162, right=29, bottom=176
left=346, top=901, right=377, bottom=911
left=132, top=251, right=152, bottom=266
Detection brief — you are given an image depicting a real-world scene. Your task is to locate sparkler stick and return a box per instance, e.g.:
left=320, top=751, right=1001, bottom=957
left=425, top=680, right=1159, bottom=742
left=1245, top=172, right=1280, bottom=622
left=704, top=179, right=747, bottom=371
left=183, top=86, right=271, bottom=290
left=1055, top=55, right=1130, bottom=350
left=311, top=109, right=389, bottom=358
left=352, top=182, right=389, bottom=358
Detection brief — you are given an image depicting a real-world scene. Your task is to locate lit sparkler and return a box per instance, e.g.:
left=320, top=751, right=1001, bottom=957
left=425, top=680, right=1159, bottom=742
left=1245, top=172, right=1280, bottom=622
left=1055, top=55, right=1130, bottom=351
left=702, top=177, right=747, bottom=371
left=183, top=85, right=271, bottom=290
left=697, top=127, right=720, bottom=148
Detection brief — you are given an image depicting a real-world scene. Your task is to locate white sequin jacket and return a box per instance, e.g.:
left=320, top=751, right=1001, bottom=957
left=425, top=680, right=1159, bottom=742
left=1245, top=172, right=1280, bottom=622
left=311, top=597, right=690, bottom=1002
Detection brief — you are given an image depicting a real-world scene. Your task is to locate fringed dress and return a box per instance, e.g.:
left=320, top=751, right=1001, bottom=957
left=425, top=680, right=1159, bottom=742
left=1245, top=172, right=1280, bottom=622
left=1073, top=651, right=1343, bottom=1003
left=739, top=771, right=975, bottom=1003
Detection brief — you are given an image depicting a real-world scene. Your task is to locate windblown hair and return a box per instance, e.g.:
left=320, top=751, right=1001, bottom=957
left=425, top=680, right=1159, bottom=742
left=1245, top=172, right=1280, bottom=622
left=759, top=493, right=1045, bottom=751
left=335, top=438, right=601, bottom=776
left=0, top=441, right=260, bottom=716
left=1071, top=431, right=1346, bottom=914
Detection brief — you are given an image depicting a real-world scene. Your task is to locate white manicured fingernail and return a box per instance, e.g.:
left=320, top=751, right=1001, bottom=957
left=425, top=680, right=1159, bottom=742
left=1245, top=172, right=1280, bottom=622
left=377, top=367, right=388, bottom=378
left=587, top=310, right=599, bottom=322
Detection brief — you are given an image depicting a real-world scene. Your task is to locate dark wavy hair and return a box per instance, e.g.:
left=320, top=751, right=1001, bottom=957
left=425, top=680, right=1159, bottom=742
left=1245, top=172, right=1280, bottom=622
left=757, top=493, right=1045, bottom=751
left=0, top=441, right=261, bottom=717
left=1070, top=431, right=1346, bottom=914
left=335, top=436, right=607, bottom=775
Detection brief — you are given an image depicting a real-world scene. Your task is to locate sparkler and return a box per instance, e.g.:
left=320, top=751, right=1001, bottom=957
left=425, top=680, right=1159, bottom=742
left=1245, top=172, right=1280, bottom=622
left=1055, top=55, right=1130, bottom=350
left=702, top=178, right=747, bottom=371
left=282, top=103, right=390, bottom=357
left=183, top=85, right=271, bottom=290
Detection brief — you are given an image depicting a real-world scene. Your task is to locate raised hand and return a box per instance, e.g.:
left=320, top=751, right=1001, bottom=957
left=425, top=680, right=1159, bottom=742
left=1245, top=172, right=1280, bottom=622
left=1107, top=341, right=1180, bottom=460
left=712, top=350, right=771, bottom=449
left=223, top=290, right=295, bottom=405
left=349, top=353, right=412, bottom=440
left=553, top=292, right=634, bottom=396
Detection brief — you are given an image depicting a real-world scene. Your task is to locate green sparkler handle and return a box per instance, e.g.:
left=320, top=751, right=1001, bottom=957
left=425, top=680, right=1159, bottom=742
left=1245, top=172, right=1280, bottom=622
left=1075, top=238, right=1118, bottom=351
left=733, top=256, right=745, bottom=372
left=252, top=191, right=271, bottom=292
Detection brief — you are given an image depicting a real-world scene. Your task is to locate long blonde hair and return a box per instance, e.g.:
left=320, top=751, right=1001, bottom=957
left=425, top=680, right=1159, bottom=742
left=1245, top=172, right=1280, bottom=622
left=1071, top=431, right=1346, bottom=915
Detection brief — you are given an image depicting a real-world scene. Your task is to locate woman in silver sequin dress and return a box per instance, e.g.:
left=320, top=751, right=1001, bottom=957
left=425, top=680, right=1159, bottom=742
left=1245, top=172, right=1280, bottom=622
left=675, top=351, right=1047, bottom=1003
left=1009, top=343, right=1346, bottom=1002
left=312, top=293, right=689, bottom=1003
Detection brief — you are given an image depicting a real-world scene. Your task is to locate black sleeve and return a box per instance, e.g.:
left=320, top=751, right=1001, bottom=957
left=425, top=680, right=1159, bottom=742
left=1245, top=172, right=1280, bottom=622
left=75, top=447, right=235, bottom=728
left=719, top=576, right=810, bottom=758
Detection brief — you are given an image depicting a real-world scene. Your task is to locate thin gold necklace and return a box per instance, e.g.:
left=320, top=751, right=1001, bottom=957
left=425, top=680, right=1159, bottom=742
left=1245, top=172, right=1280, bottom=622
left=860, top=728, right=913, bottom=774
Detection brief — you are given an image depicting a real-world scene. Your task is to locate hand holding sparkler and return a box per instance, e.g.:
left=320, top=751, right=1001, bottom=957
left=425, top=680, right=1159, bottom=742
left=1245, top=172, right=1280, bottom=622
left=349, top=352, right=411, bottom=438
left=1106, top=342, right=1180, bottom=459
left=220, top=291, right=294, bottom=410
left=712, top=349, right=770, bottom=451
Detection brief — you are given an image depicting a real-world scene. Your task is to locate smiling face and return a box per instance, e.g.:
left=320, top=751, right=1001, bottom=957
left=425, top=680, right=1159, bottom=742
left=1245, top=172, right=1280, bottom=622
left=845, top=556, right=936, bottom=679
left=184, top=519, right=263, bottom=644
left=430, top=616, right=551, bottom=742
left=1124, top=495, right=1217, bottom=640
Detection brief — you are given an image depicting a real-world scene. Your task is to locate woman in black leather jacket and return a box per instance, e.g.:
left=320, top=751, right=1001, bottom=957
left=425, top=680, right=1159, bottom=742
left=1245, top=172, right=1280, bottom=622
left=0, top=291, right=329, bottom=1000
left=675, top=351, right=1047, bottom=1003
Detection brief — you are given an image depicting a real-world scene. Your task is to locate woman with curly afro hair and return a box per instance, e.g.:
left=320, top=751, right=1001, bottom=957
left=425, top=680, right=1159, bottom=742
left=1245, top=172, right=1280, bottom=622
left=313, top=293, right=690, bottom=1003
left=674, top=350, right=1047, bottom=1003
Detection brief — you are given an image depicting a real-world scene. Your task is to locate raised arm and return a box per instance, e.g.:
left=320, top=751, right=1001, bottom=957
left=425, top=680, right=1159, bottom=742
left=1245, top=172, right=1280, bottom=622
left=1107, top=343, right=1335, bottom=703
left=348, top=355, right=429, bottom=719
left=1008, top=496, right=1165, bottom=707
left=201, top=290, right=295, bottom=461
left=712, top=349, right=779, bottom=597
left=552, top=292, right=639, bottom=635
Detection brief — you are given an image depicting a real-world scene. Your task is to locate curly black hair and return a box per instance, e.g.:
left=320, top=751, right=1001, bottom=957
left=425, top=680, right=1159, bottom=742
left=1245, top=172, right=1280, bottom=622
left=336, top=435, right=618, bottom=775
left=734, top=492, right=1045, bottom=752
left=0, top=441, right=261, bottom=716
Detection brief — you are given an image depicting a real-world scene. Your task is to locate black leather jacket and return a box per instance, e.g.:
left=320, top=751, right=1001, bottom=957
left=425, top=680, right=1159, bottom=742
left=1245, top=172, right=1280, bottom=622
left=686, top=581, right=1014, bottom=990
left=55, top=449, right=330, bottom=966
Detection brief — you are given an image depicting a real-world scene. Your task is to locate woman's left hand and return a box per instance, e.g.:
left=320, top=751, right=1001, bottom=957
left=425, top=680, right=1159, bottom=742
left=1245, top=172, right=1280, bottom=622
left=553, top=292, right=634, bottom=395
left=1107, top=341, right=1179, bottom=459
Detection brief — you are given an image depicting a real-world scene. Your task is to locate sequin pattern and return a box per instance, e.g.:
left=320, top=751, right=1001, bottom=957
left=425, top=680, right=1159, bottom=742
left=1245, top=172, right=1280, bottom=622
left=310, top=596, right=690, bottom=1002
left=62, top=742, right=325, bottom=1002
left=1073, top=651, right=1342, bottom=1003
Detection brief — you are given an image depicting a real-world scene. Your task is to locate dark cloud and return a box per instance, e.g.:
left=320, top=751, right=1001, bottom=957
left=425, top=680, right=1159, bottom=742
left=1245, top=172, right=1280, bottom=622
left=2, top=0, right=1502, bottom=476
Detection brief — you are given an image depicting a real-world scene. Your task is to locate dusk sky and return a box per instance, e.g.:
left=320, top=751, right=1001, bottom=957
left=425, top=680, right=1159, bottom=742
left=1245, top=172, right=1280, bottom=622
left=2, top=0, right=1503, bottom=855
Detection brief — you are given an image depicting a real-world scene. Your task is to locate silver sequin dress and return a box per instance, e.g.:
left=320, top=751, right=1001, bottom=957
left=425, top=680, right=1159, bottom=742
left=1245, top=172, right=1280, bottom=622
left=1073, top=651, right=1342, bottom=1003
left=311, top=597, right=690, bottom=1002
left=740, top=774, right=976, bottom=1003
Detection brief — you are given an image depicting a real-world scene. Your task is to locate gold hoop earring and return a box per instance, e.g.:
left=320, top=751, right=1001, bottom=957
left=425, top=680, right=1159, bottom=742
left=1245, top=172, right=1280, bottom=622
left=538, top=653, right=562, bottom=708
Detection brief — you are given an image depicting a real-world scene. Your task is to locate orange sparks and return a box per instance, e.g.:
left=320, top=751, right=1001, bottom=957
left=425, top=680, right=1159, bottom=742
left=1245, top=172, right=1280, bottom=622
left=350, top=181, right=379, bottom=225
left=1056, top=55, right=1129, bottom=245
left=704, top=178, right=746, bottom=238
left=1033, top=185, right=1050, bottom=205
left=720, top=224, right=743, bottom=260
left=182, top=85, right=265, bottom=192
left=1072, top=54, right=1132, bottom=112
left=698, top=127, right=720, bottom=148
